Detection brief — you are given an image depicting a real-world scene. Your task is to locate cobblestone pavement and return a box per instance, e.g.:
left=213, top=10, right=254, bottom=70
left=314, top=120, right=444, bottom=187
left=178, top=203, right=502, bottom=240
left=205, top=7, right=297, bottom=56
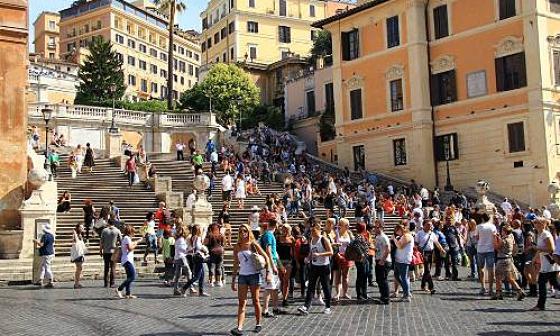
left=1, top=269, right=559, bottom=336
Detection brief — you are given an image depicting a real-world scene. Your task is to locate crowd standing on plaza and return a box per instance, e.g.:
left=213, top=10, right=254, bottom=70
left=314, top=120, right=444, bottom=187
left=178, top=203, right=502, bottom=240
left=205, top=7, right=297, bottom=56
left=31, top=126, right=560, bottom=335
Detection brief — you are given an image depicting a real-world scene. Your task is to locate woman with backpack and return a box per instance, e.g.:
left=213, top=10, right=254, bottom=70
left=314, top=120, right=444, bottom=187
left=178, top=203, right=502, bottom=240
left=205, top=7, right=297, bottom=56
left=333, top=218, right=353, bottom=301
left=298, top=218, right=334, bottom=316
left=205, top=223, right=225, bottom=287
left=230, top=224, right=271, bottom=336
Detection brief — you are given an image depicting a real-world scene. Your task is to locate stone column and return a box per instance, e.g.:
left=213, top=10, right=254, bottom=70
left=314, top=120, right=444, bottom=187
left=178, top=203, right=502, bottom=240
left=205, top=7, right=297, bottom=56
left=104, top=130, right=123, bottom=159
left=406, top=0, right=436, bottom=188
left=0, top=0, right=29, bottom=242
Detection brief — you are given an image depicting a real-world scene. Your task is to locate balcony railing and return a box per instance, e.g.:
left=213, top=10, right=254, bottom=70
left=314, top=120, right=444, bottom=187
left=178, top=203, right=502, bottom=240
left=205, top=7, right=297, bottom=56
left=28, top=103, right=217, bottom=129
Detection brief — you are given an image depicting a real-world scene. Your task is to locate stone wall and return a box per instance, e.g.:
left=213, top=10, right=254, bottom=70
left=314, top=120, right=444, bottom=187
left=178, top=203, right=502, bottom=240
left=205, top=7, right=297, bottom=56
left=0, top=0, right=28, bottom=230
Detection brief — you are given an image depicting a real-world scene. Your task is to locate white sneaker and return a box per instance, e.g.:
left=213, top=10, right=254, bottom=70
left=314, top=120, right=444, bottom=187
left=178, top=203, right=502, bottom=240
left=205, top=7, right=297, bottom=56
left=209, top=282, right=215, bottom=287
left=218, top=281, right=224, bottom=287
left=323, top=308, right=332, bottom=315
left=297, top=306, right=309, bottom=315
left=313, top=296, right=325, bottom=306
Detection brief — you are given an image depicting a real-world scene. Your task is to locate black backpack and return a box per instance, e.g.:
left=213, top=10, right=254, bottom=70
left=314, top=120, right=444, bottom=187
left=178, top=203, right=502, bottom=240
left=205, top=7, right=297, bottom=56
left=345, top=235, right=369, bottom=261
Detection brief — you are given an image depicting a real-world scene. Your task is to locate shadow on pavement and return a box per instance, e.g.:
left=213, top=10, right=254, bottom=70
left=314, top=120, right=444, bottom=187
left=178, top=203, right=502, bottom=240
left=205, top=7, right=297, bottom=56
left=478, top=331, right=560, bottom=336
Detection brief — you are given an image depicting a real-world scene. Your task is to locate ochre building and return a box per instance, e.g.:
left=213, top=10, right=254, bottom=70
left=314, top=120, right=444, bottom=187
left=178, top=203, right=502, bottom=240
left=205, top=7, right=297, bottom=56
left=57, top=0, right=201, bottom=101
left=313, top=0, right=560, bottom=206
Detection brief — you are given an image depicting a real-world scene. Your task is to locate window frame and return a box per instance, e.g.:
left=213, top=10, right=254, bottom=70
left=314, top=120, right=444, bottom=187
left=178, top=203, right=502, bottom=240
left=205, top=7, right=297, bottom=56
left=505, top=121, right=527, bottom=154
left=279, top=26, right=291, bottom=43
left=432, top=4, right=450, bottom=40
left=389, top=78, right=404, bottom=112
left=392, top=138, right=407, bottom=166
left=386, top=15, right=400, bottom=48
left=430, top=69, right=457, bottom=106
left=435, top=133, right=459, bottom=161
left=349, top=88, right=363, bottom=120
left=498, top=0, right=517, bottom=20
left=247, top=21, right=259, bottom=33
left=352, top=145, right=366, bottom=171
left=495, top=52, right=527, bottom=92
left=341, top=29, right=360, bottom=61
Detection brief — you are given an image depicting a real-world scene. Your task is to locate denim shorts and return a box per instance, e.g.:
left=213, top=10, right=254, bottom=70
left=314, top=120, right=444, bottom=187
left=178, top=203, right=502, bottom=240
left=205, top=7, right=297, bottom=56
left=238, top=273, right=262, bottom=286
left=477, top=252, right=496, bottom=269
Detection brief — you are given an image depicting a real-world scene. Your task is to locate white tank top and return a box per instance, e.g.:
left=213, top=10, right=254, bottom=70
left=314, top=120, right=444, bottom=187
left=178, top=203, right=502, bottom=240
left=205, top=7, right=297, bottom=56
left=310, top=236, right=330, bottom=266
left=395, top=235, right=414, bottom=264
left=238, top=249, right=259, bottom=275
left=337, top=233, right=351, bottom=254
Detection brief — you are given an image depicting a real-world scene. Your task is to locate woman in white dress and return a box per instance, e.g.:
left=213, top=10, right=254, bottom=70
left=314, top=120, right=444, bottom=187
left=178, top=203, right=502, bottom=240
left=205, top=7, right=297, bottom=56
left=235, top=174, right=246, bottom=209
left=74, top=144, right=84, bottom=173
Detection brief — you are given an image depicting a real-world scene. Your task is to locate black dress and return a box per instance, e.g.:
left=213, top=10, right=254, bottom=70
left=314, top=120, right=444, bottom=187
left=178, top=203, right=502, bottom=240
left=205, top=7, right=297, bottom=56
left=83, top=147, right=95, bottom=167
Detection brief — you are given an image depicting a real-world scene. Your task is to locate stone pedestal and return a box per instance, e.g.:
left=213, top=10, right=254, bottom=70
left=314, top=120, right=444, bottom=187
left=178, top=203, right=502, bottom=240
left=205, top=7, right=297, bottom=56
left=174, top=207, right=193, bottom=226
left=192, top=197, right=213, bottom=238
left=152, top=176, right=172, bottom=194
left=156, top=191, right=184, bottom=209
left=105, top=131, right=122, bottom=159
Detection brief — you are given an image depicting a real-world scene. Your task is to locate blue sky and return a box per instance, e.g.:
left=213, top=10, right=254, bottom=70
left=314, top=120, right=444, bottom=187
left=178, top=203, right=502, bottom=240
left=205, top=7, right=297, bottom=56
left=29, top=0, right=205, bottom=51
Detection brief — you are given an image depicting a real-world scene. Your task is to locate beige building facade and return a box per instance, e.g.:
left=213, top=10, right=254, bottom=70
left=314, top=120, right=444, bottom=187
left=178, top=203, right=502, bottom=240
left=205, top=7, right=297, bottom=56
left=33, top=11, right=60, bottom=60
left=314, top=0, right=560, bottom=206
left=57, top=0, right=201, bottom=101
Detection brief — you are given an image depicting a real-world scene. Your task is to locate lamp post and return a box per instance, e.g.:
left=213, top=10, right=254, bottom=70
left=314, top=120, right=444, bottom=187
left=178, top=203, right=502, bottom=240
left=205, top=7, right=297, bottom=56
left=236, top=97, right=243, bottom=131
left=41, top=106, right=53, bottom=178
left=205, top=90, right=213, bottom=119
left=108, top=84, right=118, bottom=133
left=444, top=150, right=454, bottom=191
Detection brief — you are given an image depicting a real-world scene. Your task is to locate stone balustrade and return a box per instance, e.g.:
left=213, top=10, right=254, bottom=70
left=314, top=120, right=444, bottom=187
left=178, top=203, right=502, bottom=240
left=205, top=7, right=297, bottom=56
left=28, top=103, right=216, bottom=129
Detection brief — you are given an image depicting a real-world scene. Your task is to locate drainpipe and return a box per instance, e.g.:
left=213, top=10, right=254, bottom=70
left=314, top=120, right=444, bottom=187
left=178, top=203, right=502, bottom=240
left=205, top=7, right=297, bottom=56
left=424, top=0, right=439, bottom=188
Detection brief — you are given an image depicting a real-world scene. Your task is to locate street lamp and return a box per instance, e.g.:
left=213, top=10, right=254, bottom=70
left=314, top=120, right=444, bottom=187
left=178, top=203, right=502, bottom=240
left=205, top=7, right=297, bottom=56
left=108, top=84, right=118, bottom=133
left=444, top=150, right=454, bottom=191
left=41, top=106, right=54, bottom=178
left=236, top=97, right=243, bottom=131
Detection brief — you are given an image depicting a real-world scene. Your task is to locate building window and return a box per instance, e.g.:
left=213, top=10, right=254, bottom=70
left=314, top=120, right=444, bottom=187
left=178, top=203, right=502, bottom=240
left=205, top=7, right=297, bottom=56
left=499, top=0, right=516, bottom=19
left=393, top=138, right=407, bottom=166
left=141, top=79, right=147, bottom=92
left=127, top=56, right=136, bottom=66
left=115, top=34, right=124, bottom=44
left=279, top=0, right=287, bottom=16
left=230, top=47, right=235, bottom=60
left=341, top=29, right=360, bottom=61
left=150, top=48, right=157, bottom=57
left=352, top=145, right=365, bottom=170
left=507, top=122, right=526, bottom=153
left=194, top=54, right=200, bottom=61
left=435, top=133, right=459, bottom=161
left=229, top=21, right=235, bottom=34
left=48, top=20, right=56, bottom=30
left=189, top=64, right=194, bottom=75
left=195, top=67, right=199, bottom=78
left=201, top=42, right=206, bottom=52
left=180, top=76, right=185, bottom=85
left=496, top=52, right=526, bottom=92
left=249, top=45, right=257, bottom=60
left=325, top=83, right=335, bottom=113
left=49, top=53, right=55, bottom=59
left=116, top=52, right=123, bottom=62
left=207, top=38, right=212, bottom=48
left=127, top=39, right=136, bottom=49
left=150, top=64, right=158, bottom=74
left=551, top=0, right=560, bottom=13
left=389, top=79, right=404, bottom=111
left=128, top=74, right=136, bottom=86
left=139, top=44, right=147, bottom=53
left=247, top=21, right=258, bottom=33
left=160, top=52, right=168, bottom=62
left=221, top=27, right=227, bottom=39
left=430, top=70, right=457, bottom=106
left=249, top=0, right=255, bottom=8
left=310, top=4, right=316, bottom=17
left=139, top=60, right=146, bottom=70
left=160, top=69, right=167, bottom=78
left=151, top=83, right=158, bottom=93
left=350, top=88, right=362, bottom=120
left=178, top=46, right=185, bottom=55
left=553, top=50, right=560, bottom=85
left=306, top=91, right=316, bottom=116
left=386, top=16, right=400, bottom=48
left=279, top=26, right=291, bottom=43
left=311, top=30, right=318, bottom=41
left=433, top=5, right=449, bottom=39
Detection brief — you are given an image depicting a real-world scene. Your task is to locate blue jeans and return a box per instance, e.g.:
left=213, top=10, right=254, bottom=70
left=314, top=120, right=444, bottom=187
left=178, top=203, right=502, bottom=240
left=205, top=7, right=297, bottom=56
left=394, top=262, right=411, bottom=297
left=118, top=261, right=136, bottom=295
left=182, top=258, right=205, bottom=293
left=355, top=259, right=369, bottom=299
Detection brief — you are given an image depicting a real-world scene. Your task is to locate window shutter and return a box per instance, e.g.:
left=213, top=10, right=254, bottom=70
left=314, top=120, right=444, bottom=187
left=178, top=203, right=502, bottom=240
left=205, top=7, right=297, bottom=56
left=430, top=74, right=440, bottom=105
left=354, top=29, right=360, bottom=58
left=341, top=32, right=349, bottom=61
left=554, top=51, right=560, bottom=85
left=495, top=57, right=505, bottom=92
left=517, top=52, right=527, bottom=88
left=287, top=27, right=291, bottom=43
left=449, top=70, right=457, bottom=102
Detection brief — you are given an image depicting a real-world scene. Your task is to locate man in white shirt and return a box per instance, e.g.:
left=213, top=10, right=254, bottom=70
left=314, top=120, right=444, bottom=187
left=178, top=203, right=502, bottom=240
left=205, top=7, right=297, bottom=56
left=175, top=142, right=185, bottom=161
left=501, top=198, right=513, bottom=216
left=374, top=222, right=391, bottom=304
left=415, top=220, right=438, bottom=294
left=209, top=150, right=218, bottom=174
left=476, top=214, right=497, bottom=296
left=302, top=178, right=314, bottom=217
left=221, top=171, right=234, bottom=205
left=420, top=185, right=429, bottom=207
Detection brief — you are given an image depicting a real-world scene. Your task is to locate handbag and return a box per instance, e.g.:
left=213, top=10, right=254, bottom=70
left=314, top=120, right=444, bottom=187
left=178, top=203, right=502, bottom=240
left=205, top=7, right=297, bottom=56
left=251, top=242, right=267, bottom=272
left=412, top=247, right=424, bottom=266
left=461, top=252, right=470, bottom=267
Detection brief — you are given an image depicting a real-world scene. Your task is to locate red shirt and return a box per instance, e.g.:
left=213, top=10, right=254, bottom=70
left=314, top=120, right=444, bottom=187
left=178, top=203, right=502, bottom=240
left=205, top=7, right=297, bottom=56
left=155, top=208, right=170, bottom=230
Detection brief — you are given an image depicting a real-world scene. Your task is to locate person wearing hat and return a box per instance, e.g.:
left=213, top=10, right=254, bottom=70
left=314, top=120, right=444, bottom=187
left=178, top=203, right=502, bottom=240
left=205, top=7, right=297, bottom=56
left=249, top=205, right=261, bottom=240
left=34, top=224, right=56, bottom=288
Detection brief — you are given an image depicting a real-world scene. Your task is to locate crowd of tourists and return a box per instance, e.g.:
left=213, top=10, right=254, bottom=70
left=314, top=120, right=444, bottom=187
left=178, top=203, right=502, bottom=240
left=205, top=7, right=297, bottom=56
left=31, top=126, right=560, bottom=336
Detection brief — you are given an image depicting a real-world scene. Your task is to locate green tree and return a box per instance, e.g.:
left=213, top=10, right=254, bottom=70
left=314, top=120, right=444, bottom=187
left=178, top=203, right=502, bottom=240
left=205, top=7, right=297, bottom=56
left=310, top=30, right=332, bottom=65
left=75, top=37, right=125, bottom=104
left=244, top=105, right=285, bottom=130
left=154, top=0, right=187, bottom=111
left=180, top=63, right=260, bottom=125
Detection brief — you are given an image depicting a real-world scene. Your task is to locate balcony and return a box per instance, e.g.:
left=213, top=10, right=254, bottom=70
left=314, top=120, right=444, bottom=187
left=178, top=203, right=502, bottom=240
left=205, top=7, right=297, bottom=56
left=47, top=43, right=57, bottom=50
